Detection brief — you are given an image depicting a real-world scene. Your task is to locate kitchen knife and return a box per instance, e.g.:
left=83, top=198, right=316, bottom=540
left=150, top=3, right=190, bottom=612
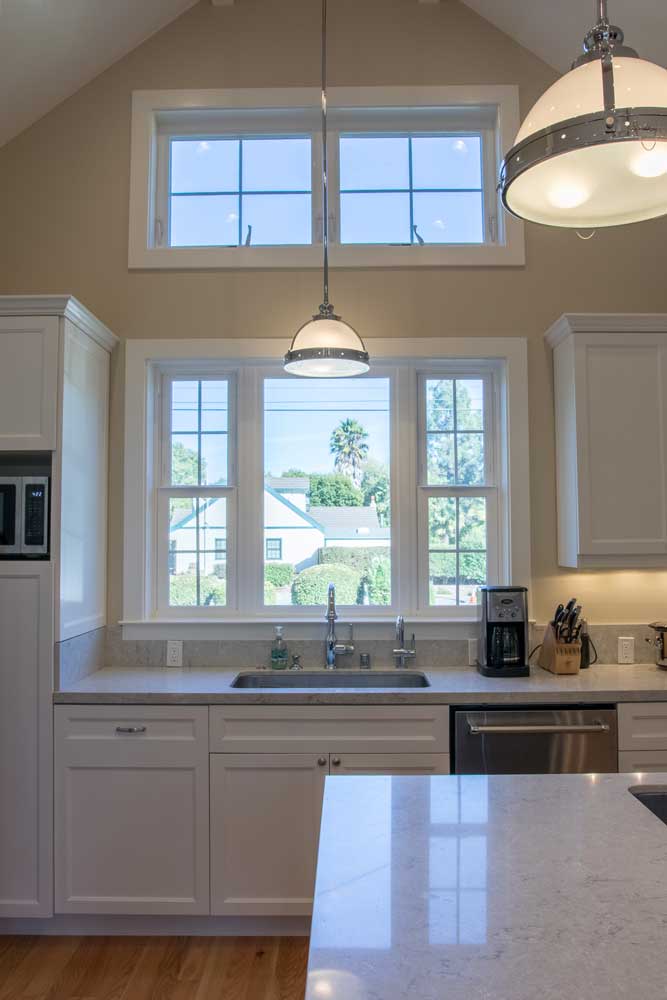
left=565, top=605, right=581, bottom=642
left=552, top=603, right=564, bottom=626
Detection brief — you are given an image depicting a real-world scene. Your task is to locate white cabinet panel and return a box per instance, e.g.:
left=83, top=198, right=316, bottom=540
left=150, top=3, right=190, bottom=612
left=619, top=750, right=667, bottom=772
left=0, top=563, right=53, bottom=917
left=331, top=752, right=451, bottom=775
left=546, top=315, right=667, bottom=567
left=209, top=704, right=450, bottom=754
left=58, top=321, right=110, bottom=639
left=618, top=702, right=667, bottom=752
left=0, top=316, right=59, bottom=450
left=55, top=705, right=209, bottom=915
left=210, top=753, right=327, bottom=916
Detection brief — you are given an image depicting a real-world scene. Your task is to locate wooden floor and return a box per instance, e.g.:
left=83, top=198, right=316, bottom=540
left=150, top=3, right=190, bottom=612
left=0, top=936, right=309, bottom=1000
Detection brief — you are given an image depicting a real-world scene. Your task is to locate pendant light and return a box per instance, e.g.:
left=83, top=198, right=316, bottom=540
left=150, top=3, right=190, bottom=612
left=500, top=0, right=667, bottom=228
left=284, top=0, right=369, bottom=377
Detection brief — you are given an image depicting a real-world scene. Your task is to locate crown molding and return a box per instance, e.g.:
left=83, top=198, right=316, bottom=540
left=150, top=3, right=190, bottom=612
left=0, top=295, right=118, bottom=352
left=545, top=312, right=667, bottom=349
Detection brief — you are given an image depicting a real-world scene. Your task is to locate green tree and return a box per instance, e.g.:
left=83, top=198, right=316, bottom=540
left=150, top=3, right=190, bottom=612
left=281, top=468, right=308, bottom=478
left=360, top=459, right=390, bottom=525
left=291, top=564, right=361, bottom=606
left=309, top=473, right=363, bottom=507
left=330, top=419, right=369, bottom=487
left=427, top=380, right=484, bottom=485
left=172, top=441, right=201, bottom=485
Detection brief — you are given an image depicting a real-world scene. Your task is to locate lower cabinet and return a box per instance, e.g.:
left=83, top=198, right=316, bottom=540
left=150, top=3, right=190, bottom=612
left=210, top=750, right=451, bottom=916
left=619, top=750, right=667, bottom=772
left=54, top=705, right=210, bottom=915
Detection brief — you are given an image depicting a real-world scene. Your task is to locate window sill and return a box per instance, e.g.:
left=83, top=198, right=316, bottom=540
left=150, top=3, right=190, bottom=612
left=119, top=616, right=487, bottom=641
left=128, top=236, right=525, bottom=270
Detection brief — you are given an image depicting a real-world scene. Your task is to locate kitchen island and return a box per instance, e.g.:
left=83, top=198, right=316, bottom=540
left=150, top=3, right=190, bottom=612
left=306, top=772, right=667, bottom=1000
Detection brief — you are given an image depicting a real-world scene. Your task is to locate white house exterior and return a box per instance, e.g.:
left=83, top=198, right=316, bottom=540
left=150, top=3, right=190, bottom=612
left=170, top=477, right=389, bottom=577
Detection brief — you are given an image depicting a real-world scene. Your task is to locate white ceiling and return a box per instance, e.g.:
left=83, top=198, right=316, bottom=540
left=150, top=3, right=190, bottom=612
left=460, top=0, right=667, bottom=74
left=0, top=0, right=198, bottom=147
left=0, top=1, right=666, bottom=148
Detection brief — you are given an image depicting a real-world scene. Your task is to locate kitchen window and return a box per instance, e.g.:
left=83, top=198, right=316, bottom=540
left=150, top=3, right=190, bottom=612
left=135, top=349, right=526, bottom=626
left=129, top=87, right=524, bottom=269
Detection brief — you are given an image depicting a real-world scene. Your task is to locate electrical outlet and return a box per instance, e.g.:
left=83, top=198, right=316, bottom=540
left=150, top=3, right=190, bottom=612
left=618, top=636, right=634, bottom=664
left=166, top=640, right=183, bottom=667
left=468, top=638, right=478, bottom=666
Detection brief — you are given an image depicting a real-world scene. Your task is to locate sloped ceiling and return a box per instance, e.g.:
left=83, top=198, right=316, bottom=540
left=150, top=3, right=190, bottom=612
left=0, top=0, right=198, bottom=146
left=1, top=1, right=666, bottom=148
left=460, top=0, right=667, bottom=73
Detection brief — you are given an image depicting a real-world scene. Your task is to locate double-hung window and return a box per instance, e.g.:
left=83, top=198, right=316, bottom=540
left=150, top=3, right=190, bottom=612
left=144, top=359, right=515, bottom=621
left=129, top=87, right=523, bottom=268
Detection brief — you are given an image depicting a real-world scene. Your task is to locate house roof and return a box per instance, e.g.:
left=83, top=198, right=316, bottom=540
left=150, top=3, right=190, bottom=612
left=310, top=506, right=390, bottom=541
left=266, top=476, right=310, bottom=493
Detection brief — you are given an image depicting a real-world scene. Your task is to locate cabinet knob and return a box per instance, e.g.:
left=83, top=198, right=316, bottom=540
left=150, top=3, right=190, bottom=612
left=317, top=756, right=327, bottom=767
left=331, top=757, right=341, bottom=767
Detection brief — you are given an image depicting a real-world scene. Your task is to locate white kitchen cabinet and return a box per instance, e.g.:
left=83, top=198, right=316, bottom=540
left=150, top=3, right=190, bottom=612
left=210, top=753, right=327, bottom=916
left=0, top=563, right=53, bottom=918
left=330, top=752, right=451, bottom=775
left=618, top=702, right=667, bottom=752
left=54, top=705, right=209, bottom=915
left=0, top=315, right=59, bottom=451
left=546, top=313, right=667, bottom=568
left=619, top=750, right=667, bottom=772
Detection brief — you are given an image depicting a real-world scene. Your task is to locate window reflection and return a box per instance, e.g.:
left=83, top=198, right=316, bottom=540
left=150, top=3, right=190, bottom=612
left=428, top=776, right=488, bottom=944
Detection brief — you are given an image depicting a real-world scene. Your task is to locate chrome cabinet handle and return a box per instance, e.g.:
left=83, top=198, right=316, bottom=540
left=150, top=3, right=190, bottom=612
left=468, top=722, right=610, bottom=735
left=317, top=756, right=327, bottom=767
left=331, top=757, right=341, bottom=767
left=115, top=725, right=147, bottom=735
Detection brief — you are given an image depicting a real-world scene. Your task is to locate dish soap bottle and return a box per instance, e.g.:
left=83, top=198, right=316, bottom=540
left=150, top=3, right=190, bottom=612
left=270, top=626, right=289, bottom=670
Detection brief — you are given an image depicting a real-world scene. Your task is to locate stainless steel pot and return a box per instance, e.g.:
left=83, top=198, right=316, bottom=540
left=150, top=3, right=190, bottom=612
left=646, top=622, right=667, bottom=669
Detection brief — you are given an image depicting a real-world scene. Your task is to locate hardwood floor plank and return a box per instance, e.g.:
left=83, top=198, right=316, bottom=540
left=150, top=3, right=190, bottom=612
left=241, top=938, right=279, bottom=1000
left=0, top=937, right=79, bottom=1000
left=0, top=938, right=39, bottom=995
left=274, top=938, right=309, bottom=1000
left=42, top=937, right=109, bottom=1000
left=63, top=936, right=144, bottom=1000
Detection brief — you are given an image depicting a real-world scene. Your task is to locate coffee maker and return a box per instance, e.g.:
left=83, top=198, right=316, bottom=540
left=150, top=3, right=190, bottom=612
left=477, top=586, right=530, bottom=678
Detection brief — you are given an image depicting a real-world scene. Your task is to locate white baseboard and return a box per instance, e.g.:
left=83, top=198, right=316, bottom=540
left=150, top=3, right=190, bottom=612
left=0, top=914, right=311, bottom=937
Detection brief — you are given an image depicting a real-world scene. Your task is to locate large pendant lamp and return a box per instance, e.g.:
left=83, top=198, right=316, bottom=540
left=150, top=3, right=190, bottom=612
left=500, top=0, right=667, bottom=228
left=284, top=0, right=369, bottom=377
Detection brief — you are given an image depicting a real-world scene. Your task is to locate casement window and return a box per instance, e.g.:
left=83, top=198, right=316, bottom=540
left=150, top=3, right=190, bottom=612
left=142, top=356, right=519, bottom=623
left=129, top=87, right=524, bottom=269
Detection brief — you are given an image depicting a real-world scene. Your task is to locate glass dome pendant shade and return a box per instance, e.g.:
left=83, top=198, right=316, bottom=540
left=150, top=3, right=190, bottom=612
left=500, top=0, right=667, bottom=228
left=284, top=0, right=369, bottom=377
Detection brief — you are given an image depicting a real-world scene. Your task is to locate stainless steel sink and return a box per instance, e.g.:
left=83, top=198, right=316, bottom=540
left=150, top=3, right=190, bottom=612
left=231, top=670, right=430, bottom=689
left=629, top=785, right=667, bottom=825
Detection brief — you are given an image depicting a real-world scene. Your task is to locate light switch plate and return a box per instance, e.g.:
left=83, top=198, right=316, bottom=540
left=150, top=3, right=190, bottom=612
left=166, top=639, right=183, bottom=667
left=618, top=636, right=634, bottom=664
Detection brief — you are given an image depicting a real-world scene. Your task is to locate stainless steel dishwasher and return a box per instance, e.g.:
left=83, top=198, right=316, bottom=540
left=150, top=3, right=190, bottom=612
left=454, top=707, right=618, bottom=773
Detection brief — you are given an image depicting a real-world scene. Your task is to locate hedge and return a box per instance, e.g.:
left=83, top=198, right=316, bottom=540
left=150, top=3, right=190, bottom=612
left=292, top=563, right=360, bottom=606
left=319, top=546, right=390, bottom=575
left=264, top=562, right=295, bottom=588
left=169, top=573, right=226, bottom=607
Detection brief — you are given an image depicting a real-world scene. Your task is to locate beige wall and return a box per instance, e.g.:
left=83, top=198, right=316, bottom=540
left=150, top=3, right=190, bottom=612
left=2, top=0, right=667, bottom=625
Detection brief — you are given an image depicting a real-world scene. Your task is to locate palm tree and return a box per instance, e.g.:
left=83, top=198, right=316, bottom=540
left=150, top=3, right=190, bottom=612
left=330, top=419, right=369, bottom=488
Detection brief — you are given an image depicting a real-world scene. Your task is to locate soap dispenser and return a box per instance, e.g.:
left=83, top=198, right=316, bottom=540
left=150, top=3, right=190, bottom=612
left=270, top=626, right=289, bottom=670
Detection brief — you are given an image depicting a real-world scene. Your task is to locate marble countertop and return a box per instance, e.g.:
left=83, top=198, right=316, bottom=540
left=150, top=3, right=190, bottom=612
left=53, top=662, right=667, bottom=704
left=306, top=771, right=667, bottom=1000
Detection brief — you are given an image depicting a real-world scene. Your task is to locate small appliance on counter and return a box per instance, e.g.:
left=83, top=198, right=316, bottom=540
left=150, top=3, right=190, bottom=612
left=477, top=585, right=530, bottom=678
left=646, top=623, right=667, bottom=669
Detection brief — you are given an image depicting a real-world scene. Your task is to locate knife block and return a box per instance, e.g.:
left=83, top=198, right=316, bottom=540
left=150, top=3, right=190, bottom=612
left=538, top=624, right=581, bottom=675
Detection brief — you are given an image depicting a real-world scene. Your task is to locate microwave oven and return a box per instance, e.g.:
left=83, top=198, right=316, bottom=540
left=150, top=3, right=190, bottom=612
left=0, top=476, right=49, bottom=558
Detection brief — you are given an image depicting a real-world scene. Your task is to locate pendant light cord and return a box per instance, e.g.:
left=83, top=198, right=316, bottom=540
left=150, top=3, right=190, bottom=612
left=320, top=0, right=332, bottom=315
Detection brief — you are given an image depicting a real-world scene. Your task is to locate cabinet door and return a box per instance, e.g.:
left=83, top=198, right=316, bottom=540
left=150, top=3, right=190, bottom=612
left=0, top=563, right=53, bottom=917
left=0, top=316, right=59, bottom=450
left=619, top=750, right=667, bottom=772
left=331, top=752, right=451, bottom=775
left=54, top=706, right=209, bottom=915
left=210, top=753, right=327, bottom=916
left=618, top=702, right=667, bottom=752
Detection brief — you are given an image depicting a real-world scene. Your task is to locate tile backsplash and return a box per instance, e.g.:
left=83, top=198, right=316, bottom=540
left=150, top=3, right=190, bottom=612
left=55, top=622, right=658, bottom=688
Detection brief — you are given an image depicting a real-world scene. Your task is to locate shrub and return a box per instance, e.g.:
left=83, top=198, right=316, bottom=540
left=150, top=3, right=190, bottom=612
left=169, top=573, right=226, bottom=607
left=364, top=555, right=391, bottom=606
left=319, top=546, right=390, bottom=575
left=264, top=580, right=277, bottom=605
left=291, top=563, right=360, bottom=606
left=264, top=563, right=295, bottom=588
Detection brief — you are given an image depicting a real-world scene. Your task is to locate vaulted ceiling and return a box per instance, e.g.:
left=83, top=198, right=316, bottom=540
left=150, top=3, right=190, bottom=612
left=0, top=0, right=665, bottom=148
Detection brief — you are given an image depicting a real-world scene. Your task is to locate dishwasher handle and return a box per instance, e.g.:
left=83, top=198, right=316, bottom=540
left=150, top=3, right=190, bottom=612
left=468, top=721, right=611, bottom=736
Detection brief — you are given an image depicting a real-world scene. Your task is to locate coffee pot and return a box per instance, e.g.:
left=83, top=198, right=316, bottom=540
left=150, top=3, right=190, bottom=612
left=646, top=622, right=667, bottom=669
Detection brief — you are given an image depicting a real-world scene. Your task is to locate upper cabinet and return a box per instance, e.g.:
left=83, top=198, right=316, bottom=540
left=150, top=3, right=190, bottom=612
left=0, top=314, right=59, bottom=450
left=547, top=314, right=667, bottom=569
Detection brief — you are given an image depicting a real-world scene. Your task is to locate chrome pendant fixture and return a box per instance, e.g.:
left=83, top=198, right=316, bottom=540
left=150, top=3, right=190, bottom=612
left=500, top=0, right=667, bottom=228
left=284, top=0, right=369, bottom=377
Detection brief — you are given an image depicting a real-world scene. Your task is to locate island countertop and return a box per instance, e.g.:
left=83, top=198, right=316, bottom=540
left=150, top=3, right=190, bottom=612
left=54, top=661, right=667, bottom=703
left=306, top=772, right=667, bottom=1000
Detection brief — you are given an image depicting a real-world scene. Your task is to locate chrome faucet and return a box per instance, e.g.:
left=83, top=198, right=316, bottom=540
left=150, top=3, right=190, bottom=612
left=325, top=583, right=354, bottom=669
left=393, top=615, right=416, bottom=669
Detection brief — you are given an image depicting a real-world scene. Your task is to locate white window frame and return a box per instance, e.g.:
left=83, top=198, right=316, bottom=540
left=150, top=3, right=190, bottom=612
left=122, top=337, right=529, bottom=638
left=129, top=86, right=525, bottom=270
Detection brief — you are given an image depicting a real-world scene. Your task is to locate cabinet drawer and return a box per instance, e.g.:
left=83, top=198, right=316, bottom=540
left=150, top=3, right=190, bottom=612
left=618, top=703, right=667, bottom=751
left=209, top=704, right=449, bottom=754
left=619, top=750, right=667, bottom=773
left=55, top=705, right=208, bottom=765
left=331, top=752, right=450, bottom=775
